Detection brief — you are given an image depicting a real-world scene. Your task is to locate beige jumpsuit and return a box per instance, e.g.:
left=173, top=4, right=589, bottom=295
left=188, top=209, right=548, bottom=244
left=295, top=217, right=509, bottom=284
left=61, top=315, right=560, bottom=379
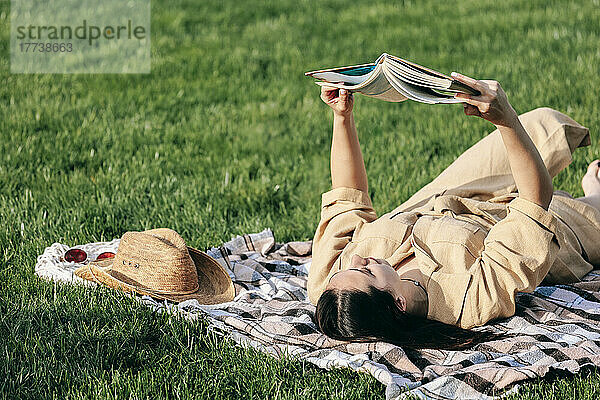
left=308, top=107, right=598, bottom=329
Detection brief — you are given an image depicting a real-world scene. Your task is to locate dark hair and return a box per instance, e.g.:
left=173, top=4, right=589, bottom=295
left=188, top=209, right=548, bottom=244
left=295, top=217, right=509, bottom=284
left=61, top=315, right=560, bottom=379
left=315, top=286, right=502, bottom=350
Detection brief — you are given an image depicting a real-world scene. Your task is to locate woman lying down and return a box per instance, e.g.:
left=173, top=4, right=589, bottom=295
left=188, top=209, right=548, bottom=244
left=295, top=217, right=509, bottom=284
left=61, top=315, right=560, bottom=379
left=308, top=72, right=599, bottom=350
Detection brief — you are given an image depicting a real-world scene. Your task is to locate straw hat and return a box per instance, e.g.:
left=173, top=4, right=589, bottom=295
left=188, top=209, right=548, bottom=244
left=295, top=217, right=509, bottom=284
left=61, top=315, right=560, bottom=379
left=74, top=228, right=235, bottom=304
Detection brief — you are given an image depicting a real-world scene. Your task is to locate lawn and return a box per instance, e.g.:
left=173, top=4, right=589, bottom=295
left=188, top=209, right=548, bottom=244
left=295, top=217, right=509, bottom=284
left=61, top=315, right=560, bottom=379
left=1, top=0, right=600, bottom=398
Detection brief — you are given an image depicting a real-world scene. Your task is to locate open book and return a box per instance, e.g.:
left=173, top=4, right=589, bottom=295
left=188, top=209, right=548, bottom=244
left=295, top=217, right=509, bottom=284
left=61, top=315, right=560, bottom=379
left=305, top=53, right=480, bottom=104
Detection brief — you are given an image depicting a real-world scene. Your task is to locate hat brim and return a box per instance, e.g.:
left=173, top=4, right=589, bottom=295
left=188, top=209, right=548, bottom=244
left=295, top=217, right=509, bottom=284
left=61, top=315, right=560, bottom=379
left=74, top=247, right=235, bottom=304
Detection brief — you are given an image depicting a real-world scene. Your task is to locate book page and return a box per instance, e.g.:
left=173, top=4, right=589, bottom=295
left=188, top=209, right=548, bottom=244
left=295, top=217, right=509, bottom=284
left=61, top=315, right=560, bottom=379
left=383, top=64, right=460, bottom=104
left=386, top=62, right=448, bottom=90
left=385, top=56, right=450, bottom=88
left=354, top=72, right=407, bottom=102
left=386, top=54, right=453, bottom=81
left=305, top=63, right=376, bottom=85
left=385, top=56, right=480, bottom=95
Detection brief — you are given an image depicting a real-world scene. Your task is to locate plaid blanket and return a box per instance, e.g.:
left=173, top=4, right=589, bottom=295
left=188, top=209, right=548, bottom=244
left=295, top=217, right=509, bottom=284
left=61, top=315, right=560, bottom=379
left=35, top=229, right=600, bottom=400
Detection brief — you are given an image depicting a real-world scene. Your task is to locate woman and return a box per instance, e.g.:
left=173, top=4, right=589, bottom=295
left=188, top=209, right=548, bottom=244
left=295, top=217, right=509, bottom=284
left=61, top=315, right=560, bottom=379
left=308, top=72, right=598, bottom=349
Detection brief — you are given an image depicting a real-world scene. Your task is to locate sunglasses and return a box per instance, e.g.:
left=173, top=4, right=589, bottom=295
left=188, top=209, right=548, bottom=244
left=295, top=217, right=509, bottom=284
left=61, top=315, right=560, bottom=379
left=63, top=248, right=115, bottom=264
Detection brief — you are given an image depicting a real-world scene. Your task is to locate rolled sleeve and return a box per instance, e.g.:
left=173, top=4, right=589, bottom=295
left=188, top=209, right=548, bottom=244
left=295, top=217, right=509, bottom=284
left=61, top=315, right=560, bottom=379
left=507, top=197, right=557, bottom=232
left=322, top=187, right=374, bottom=209
left=307, top=187, right=377, bottom=304
left=460, top=197, right=560, bottom=328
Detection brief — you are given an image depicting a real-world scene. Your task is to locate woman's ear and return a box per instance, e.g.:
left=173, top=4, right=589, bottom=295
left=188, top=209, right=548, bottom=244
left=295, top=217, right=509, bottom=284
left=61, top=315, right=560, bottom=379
left=395, top=295, right=406, bottom=312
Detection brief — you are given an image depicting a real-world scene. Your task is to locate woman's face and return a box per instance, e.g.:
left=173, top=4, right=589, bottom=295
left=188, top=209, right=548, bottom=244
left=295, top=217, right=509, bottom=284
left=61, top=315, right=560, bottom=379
left=326, top=255, right=405, bottom=304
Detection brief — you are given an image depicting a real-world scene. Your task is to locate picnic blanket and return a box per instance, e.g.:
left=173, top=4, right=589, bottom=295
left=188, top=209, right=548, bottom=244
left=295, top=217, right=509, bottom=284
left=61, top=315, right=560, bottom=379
left=35, top=229, right=600, bottom=399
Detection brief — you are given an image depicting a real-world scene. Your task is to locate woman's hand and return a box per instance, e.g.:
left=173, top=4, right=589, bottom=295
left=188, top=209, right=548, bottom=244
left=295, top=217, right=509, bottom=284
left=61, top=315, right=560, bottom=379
left=451, top=72, right=518, bottom=128
left=320, top=85, right=354, bottom=117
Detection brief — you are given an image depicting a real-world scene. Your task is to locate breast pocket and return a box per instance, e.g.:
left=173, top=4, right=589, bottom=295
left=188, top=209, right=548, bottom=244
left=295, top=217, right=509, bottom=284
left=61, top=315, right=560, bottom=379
left=417, top=214, right=486, bottom=274
left=339, top=217, right=410, bottom=268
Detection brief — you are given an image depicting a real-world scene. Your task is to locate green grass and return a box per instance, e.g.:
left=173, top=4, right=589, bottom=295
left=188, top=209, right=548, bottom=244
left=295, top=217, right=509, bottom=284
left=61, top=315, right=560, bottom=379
left=1, top=0, right=600, bottom=398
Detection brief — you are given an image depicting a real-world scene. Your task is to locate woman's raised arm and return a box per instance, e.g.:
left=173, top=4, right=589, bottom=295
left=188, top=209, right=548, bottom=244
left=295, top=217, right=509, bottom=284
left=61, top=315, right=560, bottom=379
left=320, top=86, right=368, bottom=193
left=452, top=73, right=553, bottom=209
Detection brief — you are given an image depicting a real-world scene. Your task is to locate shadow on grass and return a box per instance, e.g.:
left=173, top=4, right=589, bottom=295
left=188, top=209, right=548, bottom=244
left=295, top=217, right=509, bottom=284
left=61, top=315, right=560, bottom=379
left=0, top=281, right=386, bottom=400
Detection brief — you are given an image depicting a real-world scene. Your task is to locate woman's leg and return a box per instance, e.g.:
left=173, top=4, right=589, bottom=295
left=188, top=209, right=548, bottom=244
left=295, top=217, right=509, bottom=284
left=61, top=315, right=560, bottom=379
left=394, top=107, right=590, bottom=212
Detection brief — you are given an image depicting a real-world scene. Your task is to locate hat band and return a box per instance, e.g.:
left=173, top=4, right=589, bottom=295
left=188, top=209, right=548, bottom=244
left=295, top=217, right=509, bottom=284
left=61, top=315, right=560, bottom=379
left=140, top=283, right=200, bottom=297
left=89, top=266, right=201, bottom=297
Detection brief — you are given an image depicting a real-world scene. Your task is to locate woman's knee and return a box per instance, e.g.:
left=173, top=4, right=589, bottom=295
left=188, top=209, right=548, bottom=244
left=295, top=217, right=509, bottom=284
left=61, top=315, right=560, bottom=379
left=519, top=106, right=589, bottom=150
